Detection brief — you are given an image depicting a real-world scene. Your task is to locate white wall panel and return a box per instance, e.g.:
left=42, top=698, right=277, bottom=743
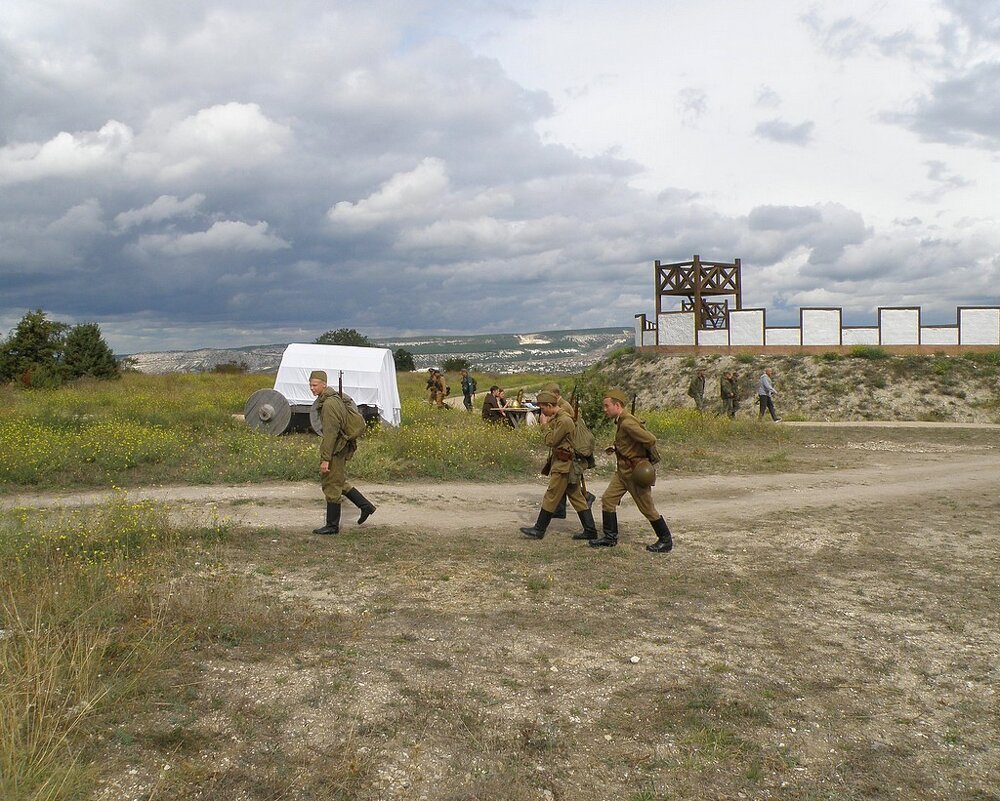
left=765, top=328, right=800, bottom=346
left=658, top=312, right=696, bottom=345
left=729, top=309, right=765, bottom=346
left=842, top=328, right=878, bottom=345
left=801, top=309, right=841, bottom=345
left=920, top=327, right=959, bottom=346
left=880, top=308, right=919, bottom=344
left=959, top=308, right=1000, bottom=345
left=698, top=329, right=729, bottom=346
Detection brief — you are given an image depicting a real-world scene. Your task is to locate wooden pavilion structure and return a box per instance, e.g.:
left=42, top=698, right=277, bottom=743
left=655, top=254, right=742, bottom=330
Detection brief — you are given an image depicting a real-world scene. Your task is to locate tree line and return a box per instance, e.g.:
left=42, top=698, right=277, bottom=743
left=0, top=309, right=120, bottom=387
left=314, top=327, right=471, bottom=373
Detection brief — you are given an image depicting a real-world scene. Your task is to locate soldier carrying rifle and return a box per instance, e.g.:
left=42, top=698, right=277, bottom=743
left=518, top=391, right=598, bottom=541
left=540, top=381, right=596, bottom=525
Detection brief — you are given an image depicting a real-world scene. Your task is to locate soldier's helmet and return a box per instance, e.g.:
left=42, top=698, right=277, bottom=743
left=632, top=460, right=656, bottom=488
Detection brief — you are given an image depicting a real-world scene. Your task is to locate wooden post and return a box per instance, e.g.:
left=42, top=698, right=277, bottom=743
left=693, top=254, right=703, bottom=333
left=735, top=257, right=742, bottom=310
left=654, top=260, right=661, bottom=346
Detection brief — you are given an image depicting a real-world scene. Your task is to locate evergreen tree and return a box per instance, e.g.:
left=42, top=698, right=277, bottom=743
left=62, top=323, right=120, bottom=380
left=314, top=328, right=373, bottom=347
left=441, top=356, right=471, bottom=372
left=393, top=348, right=416, bottom=371
left=0, top=309, right=68, bottom=383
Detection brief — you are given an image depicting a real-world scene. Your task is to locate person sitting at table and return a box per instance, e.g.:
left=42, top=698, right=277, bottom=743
left=496, top=388, right=515, bottom=427
left=482, top=385, right=509, bottom=426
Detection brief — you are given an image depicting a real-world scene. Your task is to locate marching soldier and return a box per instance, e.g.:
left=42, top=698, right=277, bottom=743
left=426, top=368, right=438, bottom=405
left=519, top=391, right=597, bottom=541
left=540, top=381, right=595, bottom=522
left=687, top=367, right=707, bottom=412
left=309, top=370, right=377, bottom=536
left=434, top=369, right=449, bottom=408
left=590, top=388, right=673, bottom=553
left=720, top=369, right=738, bottom=418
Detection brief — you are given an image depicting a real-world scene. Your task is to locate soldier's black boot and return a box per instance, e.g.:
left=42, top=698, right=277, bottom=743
left=589, top=510, right=619, bottom=548
left=344, top=487, right=376, bottom=525
left=553, top=493, right=567, bottom=519
left=520, top=509, right=553, bottom=540
left=313, top=502, right=341, bottom=536
left=572, top=508, right=598, bottom=540
left=646, top=516, right=673, bottom=553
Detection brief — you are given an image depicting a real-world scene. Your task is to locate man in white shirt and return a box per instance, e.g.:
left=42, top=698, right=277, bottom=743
left=757, top=368, right=781, bottom=422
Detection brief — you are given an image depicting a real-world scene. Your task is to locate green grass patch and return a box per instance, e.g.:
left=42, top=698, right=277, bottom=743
left=849, top=345, right=889, bottom=360
left=0, top=497, right=230, bottom=801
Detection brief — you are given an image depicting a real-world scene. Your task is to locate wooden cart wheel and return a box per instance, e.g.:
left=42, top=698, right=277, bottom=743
left=243, top=389, right=292, bottom=435
left=309, top=398, right=323, bottom=436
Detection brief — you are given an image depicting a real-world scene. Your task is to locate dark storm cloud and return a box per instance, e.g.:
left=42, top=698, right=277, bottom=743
left=1, top=0, right=997, bottom=350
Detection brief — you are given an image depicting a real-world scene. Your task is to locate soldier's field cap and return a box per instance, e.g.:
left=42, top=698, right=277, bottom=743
left=309, top=370, right=327, bottom=382
left=536, top=390, right=558, bottom=404
left=541, top=381, right=561, bottom=393
left=604, top=388, right=628, bottom=405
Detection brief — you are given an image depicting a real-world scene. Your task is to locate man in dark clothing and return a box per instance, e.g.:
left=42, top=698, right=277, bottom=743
left=482, top=385, right=505, bottom=424
left=720, top=370, right=738, bottom=418
left=460, top=369, right=477, bottom=411
left=687, top=368, right=707, bottom=412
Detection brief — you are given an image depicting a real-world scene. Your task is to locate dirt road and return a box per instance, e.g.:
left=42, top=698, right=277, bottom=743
left=6, top=450, right=997, bottom=534
left=16, top=441, right=995, bottom=800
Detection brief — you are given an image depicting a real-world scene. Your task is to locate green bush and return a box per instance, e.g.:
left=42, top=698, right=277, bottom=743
left=849, top=345, right=889, bottom=360
left=735, top=352, right=756, bottom=364
left=963, top=350, right=1000, bottom=367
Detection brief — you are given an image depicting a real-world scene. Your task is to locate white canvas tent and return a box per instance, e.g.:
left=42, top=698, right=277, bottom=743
left=273, top=343, right=402, bottom=426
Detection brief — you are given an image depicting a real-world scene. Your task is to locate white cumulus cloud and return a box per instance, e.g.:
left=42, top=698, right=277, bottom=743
left=327, top=157, right=450, bottom=230
left=138, top=220, right=290, bottom=256
left=0, top=121, right=133, bottom=186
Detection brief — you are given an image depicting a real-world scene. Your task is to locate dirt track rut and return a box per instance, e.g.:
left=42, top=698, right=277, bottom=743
left=5, top=451, right=997, bottom=531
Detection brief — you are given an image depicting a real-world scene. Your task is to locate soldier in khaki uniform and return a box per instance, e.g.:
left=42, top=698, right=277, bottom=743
left=432, top=370, right=448, bottom=408
left=590, top=388, right=673, bottom=553
left=540, top=381, right=596, bottom=523
left=519, top=391, right=597, bottom=540
left=309, top=370, right=377, bottom=536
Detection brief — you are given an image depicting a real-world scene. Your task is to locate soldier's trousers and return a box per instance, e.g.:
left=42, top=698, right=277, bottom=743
left=723, top=397, right=737, bottom=418
left=321, top=453, right=354, bottom=503
left=602, top=469, right=659, bottom=521
left=542, top=471, right=588, bottom=514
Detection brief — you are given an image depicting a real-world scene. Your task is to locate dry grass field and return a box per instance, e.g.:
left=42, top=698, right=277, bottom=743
left=6, top=423, right=997, bottom=801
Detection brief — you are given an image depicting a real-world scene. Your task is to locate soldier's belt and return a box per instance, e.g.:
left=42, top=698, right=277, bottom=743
left=553, top=447, right=573, bottom=462
left=614, top=449, right=642, bottom=469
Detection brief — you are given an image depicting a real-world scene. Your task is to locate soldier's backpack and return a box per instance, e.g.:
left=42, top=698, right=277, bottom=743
left=573, top=413, right=597, bottom=469
left=340, top=395, right=368, bottom=441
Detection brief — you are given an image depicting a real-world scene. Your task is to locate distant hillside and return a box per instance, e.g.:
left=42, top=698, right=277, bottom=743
left=127, top=327, right=632, bottom=374
left=379, top=328, right=631, bottom=373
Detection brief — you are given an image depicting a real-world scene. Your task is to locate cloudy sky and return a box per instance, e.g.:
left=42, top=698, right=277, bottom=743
left=2, top=0, right=999, bottom=351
